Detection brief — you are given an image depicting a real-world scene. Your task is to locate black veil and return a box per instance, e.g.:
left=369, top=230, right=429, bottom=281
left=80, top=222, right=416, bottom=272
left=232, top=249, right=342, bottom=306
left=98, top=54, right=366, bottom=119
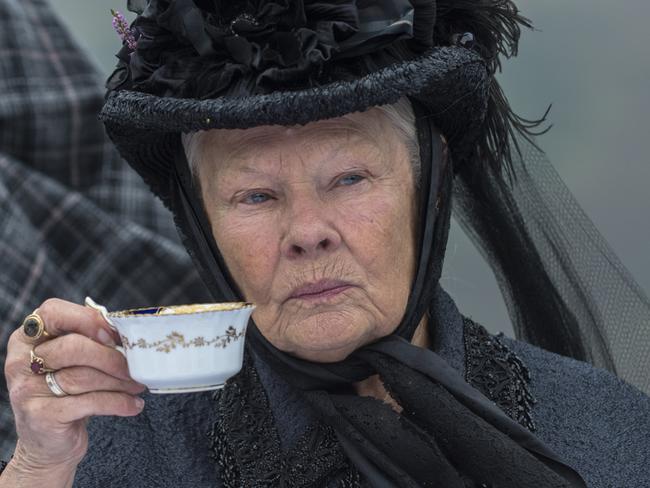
left=453, top=135, right=650, bottom=395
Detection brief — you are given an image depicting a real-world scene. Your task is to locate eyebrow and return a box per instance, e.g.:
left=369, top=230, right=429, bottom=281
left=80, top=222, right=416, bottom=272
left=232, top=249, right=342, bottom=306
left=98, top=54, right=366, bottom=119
left=205, top=122, right=385, bottom=174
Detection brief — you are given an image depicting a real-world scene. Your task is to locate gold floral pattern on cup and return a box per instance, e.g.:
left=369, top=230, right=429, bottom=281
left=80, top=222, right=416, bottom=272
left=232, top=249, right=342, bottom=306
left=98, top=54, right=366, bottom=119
left=120, top=325, right=244, bottom=353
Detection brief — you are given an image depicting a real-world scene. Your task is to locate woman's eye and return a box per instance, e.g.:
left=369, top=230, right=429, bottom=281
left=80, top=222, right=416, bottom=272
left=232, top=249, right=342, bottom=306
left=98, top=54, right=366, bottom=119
left=337, top=174, right=365, bottom=186
left=242, top=192, right=272, bottom=205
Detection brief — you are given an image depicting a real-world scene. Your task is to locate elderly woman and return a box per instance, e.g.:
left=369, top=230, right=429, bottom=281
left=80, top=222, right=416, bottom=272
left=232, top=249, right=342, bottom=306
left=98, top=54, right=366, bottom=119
left=2, top=0, right=650, bottom=487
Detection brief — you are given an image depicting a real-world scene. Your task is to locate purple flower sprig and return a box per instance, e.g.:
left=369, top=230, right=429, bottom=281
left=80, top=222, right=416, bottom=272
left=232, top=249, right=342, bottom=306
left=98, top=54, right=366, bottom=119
left=111, top=9, right=137, bottom=51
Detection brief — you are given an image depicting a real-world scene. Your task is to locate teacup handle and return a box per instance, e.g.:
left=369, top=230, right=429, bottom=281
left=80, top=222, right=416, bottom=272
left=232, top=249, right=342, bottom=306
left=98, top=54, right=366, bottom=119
left=84, top=296, right=118, bottom=331
left=85, top=296, right=125, bottom=355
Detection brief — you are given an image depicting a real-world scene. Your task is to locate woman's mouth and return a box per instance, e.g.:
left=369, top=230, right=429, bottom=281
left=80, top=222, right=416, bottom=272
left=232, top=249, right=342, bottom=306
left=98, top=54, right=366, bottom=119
left=288, top=280, right=353, bottom=303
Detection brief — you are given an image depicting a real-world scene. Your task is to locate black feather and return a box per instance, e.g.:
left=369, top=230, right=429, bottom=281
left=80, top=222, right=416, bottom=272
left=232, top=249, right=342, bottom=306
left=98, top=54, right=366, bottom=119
left=432, top=0, right=550, bottom=180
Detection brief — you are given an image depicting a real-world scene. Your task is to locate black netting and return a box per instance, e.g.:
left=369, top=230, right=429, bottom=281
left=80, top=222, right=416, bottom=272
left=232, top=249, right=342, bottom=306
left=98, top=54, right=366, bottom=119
left=453, top=136, right=650, bottom=395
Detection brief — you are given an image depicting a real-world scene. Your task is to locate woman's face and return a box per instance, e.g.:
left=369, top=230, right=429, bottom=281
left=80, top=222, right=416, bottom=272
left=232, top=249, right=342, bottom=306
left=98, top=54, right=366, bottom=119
left=195, top=109, right=417, bottom=362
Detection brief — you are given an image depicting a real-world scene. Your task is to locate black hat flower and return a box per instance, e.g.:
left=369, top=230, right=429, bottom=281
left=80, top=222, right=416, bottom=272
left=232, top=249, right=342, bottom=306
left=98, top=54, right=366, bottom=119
left=108, top=0, right=419, bottom=97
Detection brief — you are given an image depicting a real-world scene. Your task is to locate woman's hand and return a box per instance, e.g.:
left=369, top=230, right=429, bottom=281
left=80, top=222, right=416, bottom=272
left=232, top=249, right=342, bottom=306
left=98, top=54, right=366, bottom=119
left=2, top=298, right=145, bottom=486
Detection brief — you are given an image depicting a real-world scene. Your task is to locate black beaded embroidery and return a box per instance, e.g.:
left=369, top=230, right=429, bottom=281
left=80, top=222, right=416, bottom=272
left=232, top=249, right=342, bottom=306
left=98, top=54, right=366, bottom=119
left=463, top=318, right=537, bottom=432
left=210, top=356, right=361, bottom=487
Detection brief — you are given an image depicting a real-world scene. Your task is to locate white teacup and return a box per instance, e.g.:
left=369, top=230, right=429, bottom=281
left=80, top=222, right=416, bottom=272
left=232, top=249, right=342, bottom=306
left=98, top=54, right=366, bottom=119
left=85, top=297, right=254, bottom=394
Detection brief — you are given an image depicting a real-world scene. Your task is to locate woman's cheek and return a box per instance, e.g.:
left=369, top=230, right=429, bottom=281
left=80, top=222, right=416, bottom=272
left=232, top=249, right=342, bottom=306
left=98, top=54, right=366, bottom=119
left=340, top=192, right=408, bottom=254
left=344, top=193, right=415, bottom=317
left=214, top=213, right=280, bottom=300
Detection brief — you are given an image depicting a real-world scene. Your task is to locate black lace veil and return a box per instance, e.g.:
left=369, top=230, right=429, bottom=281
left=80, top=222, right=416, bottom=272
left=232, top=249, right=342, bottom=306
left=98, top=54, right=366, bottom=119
left=453, top=135, right=650, bottom=394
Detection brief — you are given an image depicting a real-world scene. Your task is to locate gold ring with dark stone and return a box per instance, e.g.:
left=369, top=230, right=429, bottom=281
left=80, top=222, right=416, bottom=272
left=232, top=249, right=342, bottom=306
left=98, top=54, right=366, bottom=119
left=30, top=348, right=55, bottom=375
left=22, top=311, right=50, bottom=341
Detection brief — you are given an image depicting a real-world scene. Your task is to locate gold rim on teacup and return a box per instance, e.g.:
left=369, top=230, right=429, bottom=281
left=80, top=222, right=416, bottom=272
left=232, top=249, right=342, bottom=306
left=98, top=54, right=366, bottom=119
left=107, top=302, right=254, bottom=318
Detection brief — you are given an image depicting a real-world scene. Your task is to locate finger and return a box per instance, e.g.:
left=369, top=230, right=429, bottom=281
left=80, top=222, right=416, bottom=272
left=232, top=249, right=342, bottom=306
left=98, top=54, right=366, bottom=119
left=56, top=391, right=145, bottom=423
left=7, top=366, right=144, bottom=409
left=22, top=391, right=145, bottom=428
left=5, top=329, right=43, bottom=383
left=24, top=298, right=118, bottom=346
left=41, top=368, right=146, bottom=397
left=34, top=333, right=131, bottom=380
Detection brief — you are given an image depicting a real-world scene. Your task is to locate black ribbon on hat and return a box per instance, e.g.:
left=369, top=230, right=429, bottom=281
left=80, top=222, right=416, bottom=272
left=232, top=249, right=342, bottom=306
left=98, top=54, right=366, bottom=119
left=336, top=0, right=415, bottom=58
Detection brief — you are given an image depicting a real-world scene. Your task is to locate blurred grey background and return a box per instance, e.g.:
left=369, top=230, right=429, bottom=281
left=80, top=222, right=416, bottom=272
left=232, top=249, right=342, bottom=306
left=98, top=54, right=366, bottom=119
left=55, top=0, right=649, bottom=336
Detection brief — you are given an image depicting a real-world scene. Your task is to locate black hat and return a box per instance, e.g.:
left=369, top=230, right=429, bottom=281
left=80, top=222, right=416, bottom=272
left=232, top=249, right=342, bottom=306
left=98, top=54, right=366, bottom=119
left=100, top=0, right=537, bottom=208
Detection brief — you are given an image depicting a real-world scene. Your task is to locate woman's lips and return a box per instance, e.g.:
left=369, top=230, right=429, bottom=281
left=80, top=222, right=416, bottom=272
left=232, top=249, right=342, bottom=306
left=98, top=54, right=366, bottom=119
left=289, top=280, right=353, bottom=302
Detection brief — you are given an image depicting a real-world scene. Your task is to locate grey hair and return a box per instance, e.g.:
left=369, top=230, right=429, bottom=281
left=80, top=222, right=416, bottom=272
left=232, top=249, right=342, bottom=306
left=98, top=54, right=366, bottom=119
left=376, top=96, right=420, bottom=184
left=181, top=96, right=420, bottom=185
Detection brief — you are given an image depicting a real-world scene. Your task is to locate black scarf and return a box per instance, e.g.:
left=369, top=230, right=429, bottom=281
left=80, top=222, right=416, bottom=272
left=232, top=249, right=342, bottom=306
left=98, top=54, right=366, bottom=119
left=169, top=102, right=587, bottom=487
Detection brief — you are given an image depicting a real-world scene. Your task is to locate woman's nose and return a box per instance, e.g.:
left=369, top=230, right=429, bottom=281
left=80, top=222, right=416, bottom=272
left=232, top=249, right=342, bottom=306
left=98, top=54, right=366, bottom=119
left=280, top=198, right=341, bottom=259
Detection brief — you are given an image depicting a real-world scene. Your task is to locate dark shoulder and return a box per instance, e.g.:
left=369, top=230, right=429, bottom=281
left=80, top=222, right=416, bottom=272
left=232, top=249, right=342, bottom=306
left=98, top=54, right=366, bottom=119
left=499, top=331, right=650, bottom=415
left=495, top=330, right=650, bottom=488
left=74, top=391, right=224, bottom=488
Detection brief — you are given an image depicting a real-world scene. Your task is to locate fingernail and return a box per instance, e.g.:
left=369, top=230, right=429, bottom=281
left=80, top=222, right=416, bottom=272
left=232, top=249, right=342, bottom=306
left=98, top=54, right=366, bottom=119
left=97, top=328, right=116, bottom=346
left=135, top=397, right=145, bottom=409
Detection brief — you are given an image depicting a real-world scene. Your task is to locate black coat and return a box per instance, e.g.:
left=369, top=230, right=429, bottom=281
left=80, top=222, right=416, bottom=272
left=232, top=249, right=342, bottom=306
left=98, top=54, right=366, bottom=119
left=76, top=291, right=650, bottom=487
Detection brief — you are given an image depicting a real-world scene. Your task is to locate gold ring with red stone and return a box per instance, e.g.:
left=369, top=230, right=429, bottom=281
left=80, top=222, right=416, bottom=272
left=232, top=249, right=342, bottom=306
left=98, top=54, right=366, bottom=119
left=29, top=348, right=55, bottom=375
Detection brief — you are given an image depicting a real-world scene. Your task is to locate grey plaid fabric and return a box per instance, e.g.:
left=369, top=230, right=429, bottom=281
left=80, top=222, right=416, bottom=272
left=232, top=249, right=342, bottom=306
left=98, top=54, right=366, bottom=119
left=0, top=0, right=209, bottom=459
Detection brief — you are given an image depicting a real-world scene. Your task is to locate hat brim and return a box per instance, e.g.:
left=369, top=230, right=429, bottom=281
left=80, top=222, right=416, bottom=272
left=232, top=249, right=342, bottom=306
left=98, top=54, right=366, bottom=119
left=100, top=46, right=489, bottom=207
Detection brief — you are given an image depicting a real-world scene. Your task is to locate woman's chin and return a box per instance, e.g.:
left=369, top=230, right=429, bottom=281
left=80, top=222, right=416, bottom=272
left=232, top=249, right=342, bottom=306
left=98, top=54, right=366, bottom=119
left=292, top=344, right=357, bottom=363
left=282, top=312, right=376, bottom=363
